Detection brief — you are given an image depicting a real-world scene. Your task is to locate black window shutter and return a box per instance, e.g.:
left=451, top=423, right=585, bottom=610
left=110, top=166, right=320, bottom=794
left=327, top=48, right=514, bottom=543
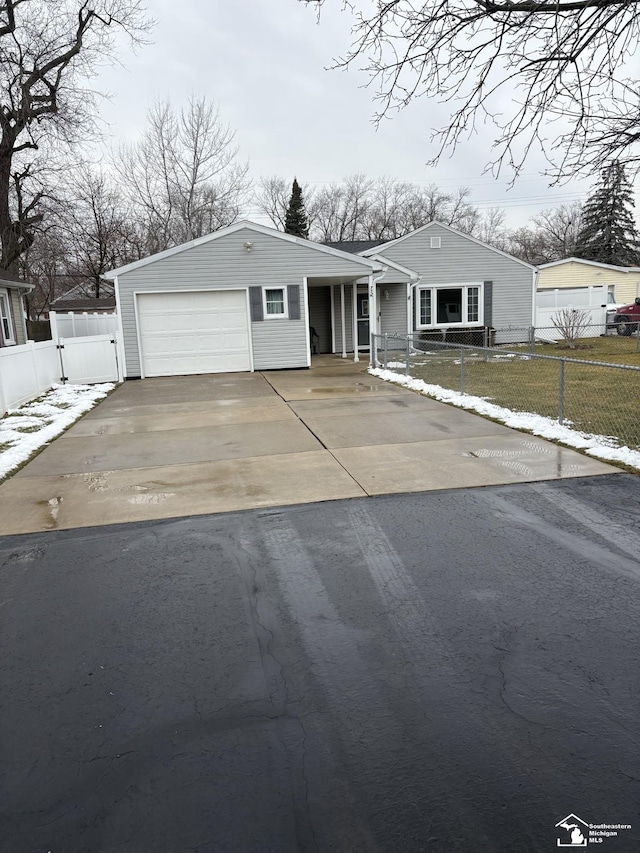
left=249, top=287, right=263, bottom=321
left=483, top=281, right=493, bottom=327
left=287, top=285, right=301, bottom=320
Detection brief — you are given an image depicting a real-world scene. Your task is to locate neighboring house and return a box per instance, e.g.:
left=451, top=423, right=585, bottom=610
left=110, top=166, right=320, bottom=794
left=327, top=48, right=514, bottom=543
left=537, top=258, right=640, bottom=306
left=49, top=282, right=116, bottom=314
left=0, top=271, right=33, bottom=347
left=104, top=220, right=535, bottom=379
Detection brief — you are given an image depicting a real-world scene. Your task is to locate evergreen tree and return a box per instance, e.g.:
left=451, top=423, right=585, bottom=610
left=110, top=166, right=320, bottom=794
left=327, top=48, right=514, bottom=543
left=574, top=162, right=640, bottom=266
left=284, top=178, right=309, bottom=238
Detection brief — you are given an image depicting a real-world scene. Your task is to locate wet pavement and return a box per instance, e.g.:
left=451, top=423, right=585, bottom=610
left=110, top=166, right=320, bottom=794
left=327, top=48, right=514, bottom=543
left=1, top=476, right=639, bottom=852
left=0, top=357, right=616, bottom=534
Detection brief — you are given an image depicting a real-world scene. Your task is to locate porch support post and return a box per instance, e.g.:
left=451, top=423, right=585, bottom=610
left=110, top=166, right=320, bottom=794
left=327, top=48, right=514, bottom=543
left=368, top=273, right=377, bottom=368
left=330, top=284, right=336, bottom=354
left=340, top=283, right=347, bottom=358
left=352, top=281, right=359, bottom=362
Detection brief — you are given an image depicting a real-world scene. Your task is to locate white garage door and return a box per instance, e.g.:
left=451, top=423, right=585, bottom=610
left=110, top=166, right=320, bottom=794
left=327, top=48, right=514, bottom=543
left=137, top=290, right=251, bottom=377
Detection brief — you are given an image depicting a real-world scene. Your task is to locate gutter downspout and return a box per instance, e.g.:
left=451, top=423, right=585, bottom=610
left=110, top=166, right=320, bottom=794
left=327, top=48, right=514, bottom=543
left=409, top=277, right=423, bottom=336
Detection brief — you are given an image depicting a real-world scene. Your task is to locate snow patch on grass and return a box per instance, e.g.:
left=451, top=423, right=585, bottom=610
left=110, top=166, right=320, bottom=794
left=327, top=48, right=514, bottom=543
left=0, top=383, right=115, bottom=481
left=370, top=367, right=640, bottom=471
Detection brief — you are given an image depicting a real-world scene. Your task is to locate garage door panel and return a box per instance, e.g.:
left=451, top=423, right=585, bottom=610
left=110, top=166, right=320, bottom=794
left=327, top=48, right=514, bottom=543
left=137, top=290, right=251, bottom=377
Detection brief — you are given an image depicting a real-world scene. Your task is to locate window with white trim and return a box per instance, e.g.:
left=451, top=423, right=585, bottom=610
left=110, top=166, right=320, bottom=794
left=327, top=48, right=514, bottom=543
left=263, top=287, right=288, bottom=318
left=417, top=283, right=483, bottom=328
left=0, top=290, right=15, bottom=344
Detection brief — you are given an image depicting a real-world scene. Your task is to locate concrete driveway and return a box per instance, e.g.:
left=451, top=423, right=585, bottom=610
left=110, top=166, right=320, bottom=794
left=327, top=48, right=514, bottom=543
left=0, top=356, right=616, bottom=534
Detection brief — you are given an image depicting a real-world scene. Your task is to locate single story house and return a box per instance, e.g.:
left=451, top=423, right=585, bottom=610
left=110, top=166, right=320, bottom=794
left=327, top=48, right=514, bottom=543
left=0, top=271, right=33, bottom=347
left=538, top=258, right=640, bottom=305
left=104, top=220, right=536, bottom=378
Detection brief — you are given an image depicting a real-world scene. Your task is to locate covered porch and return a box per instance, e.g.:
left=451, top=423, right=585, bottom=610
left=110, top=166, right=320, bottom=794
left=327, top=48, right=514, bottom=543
left=307, top=264, right=414, bottom=365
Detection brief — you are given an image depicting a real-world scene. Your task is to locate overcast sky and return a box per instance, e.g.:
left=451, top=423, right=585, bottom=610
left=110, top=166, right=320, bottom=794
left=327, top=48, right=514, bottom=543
left=95, top=0, right=605, bottom=229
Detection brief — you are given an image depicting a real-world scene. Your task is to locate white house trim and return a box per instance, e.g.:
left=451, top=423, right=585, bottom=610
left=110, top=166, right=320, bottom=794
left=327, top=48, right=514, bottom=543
left=0, top=289, right=16, bottom=344
left=132, top=286, right=253, bottom=379
left=538, top=257, right=638, bottom=273
left=340, top=283, right=346, bottom=358
left=104, top=220, right=384, bottom=279
left=352, top=282, right=359, bottom=362
left=303, top=276, right=311, bottom=368
left=364, top=254, right=418, bottom=280
left=113, top=275, right=127, bottom=377
left=261, top=286, right=288, bottom=319
left=330, top=284, right=336, bottom=354
left=415, top=281, right=484, bottom=329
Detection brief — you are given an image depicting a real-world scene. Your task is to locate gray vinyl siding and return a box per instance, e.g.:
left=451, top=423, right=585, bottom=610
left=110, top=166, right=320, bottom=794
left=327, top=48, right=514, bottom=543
left=308, top=287, right=331, bottom=353
left=10, top=290, right=26, bottom=345
left=116, top=227, right=373, bottom=376
left=332, top=284, right=354, bottom=352
left=251, top=319, right=308, bottom=369
left=377, top=224, right=534, bottom=340
left=379, top=284, right=407, bottom=337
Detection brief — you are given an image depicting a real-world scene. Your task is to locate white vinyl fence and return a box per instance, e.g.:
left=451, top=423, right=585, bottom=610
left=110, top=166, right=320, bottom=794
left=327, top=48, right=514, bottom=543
left=536, top=286, right=612, bottom=329
left=49, top=311, right=119, bottom=339
left=0, top=334, right=121, bottom=414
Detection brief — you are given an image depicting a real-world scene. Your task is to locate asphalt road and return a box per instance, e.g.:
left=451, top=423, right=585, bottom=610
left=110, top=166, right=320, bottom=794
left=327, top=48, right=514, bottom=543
left=1, top=474, right=639, bottom=853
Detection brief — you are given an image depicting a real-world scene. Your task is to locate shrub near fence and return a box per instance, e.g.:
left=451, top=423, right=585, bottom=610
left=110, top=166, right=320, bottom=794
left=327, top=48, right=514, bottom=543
left=374, top=334, right=640, bottom=451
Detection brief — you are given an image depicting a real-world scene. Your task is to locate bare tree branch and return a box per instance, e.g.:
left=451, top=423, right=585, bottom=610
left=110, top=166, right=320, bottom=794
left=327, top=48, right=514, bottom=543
left=301, top=0, right=640, bottom=180
left=0, top=0, right=152, bottom=270
left=115, top=97, right=250, bottom=254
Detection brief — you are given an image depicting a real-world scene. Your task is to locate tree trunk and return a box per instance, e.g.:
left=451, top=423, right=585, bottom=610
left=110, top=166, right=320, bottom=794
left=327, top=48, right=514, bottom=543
left=0, top=142, right=17, bottom=272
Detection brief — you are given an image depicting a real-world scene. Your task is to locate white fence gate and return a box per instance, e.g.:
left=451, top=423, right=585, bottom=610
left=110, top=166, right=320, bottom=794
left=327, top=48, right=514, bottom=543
left=0, top=334, right=121, bottom=414
left=59, top=335, right=120, bottom=384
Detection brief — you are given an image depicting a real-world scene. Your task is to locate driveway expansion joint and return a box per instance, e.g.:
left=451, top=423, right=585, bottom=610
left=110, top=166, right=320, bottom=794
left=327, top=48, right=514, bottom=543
left=259, top=370, right=372, bottom=498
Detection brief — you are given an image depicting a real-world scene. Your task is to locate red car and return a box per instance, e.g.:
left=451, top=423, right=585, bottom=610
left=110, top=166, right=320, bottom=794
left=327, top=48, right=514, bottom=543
left=614, top=298, right=640, bottom=335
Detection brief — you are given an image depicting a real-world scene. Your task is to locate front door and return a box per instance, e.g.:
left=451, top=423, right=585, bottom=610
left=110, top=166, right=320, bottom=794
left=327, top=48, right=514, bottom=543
left=356, top=290, right=370, bottom=348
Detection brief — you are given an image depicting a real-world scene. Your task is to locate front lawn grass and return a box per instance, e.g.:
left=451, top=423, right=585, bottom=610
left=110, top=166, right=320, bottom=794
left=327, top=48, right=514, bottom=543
left=408, top=346, right=640, bottom=449
left=531, top=334, right=640, bottom=366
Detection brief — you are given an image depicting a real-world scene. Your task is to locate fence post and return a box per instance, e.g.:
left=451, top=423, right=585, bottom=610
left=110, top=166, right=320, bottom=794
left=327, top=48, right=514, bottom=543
left=383, top=333, right=388, bottom=370
left=558, top=359, right=565, bottom=424
left=530, top=326, right=535, bottom=355
left=460, top=347, right=465, bottom=394
left=57, top=337, right=67, bottom=384
left=405, top=336, right=410, bottom=376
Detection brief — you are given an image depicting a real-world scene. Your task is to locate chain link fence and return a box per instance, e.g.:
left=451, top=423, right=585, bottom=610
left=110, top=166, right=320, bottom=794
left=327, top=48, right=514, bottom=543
left=373, top=333, right=640, bottom=451
left=412, top=321, right=640, bottom=356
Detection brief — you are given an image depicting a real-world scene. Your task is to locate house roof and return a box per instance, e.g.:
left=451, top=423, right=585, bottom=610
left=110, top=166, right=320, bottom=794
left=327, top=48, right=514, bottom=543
left=360, top=220, right=537, bottom=271
left=0, top=269, right=34, bottom=291
left=50, top=282, right=116, bottom=312
left=323, top=239, right=387, bottom=254
left=538, top=257, right=638, bottom=273
left=104, top=220, right=385, bottom=279
left=50, top=297, right=116, bottom=312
